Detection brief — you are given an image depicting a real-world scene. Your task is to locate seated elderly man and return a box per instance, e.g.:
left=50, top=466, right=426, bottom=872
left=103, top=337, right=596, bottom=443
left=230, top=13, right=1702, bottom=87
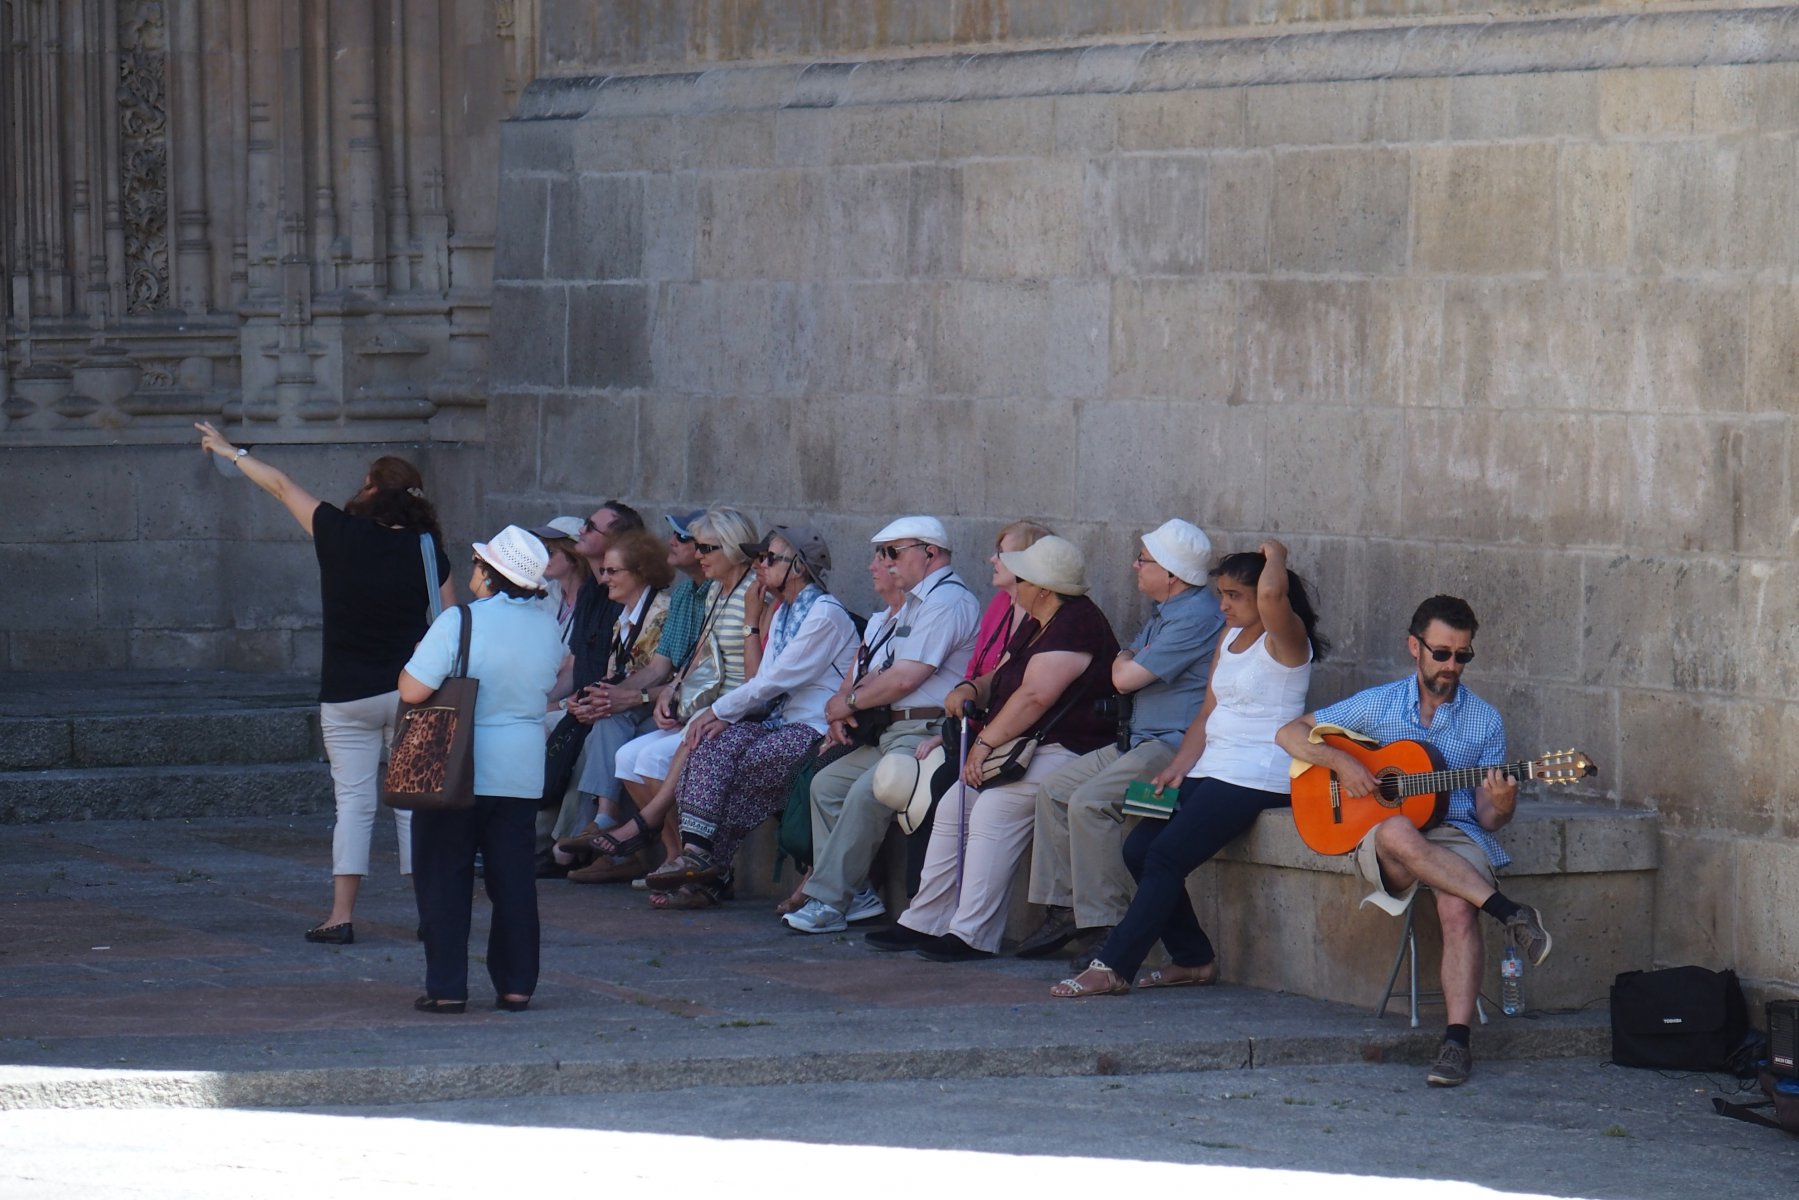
left=783, top=516, right=982, bottom=934
left=1015, top=518, right=1224, bottom=960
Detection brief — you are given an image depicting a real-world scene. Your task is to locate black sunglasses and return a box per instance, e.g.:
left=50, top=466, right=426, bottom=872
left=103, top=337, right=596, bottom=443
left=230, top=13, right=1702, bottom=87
left=1417, top=638, right=1475, bottom=665
left=693, top=542, right=722, bottom=555
left=877, top=541, right=931, bottom=561
left=757, top=552, right=799, bottom=568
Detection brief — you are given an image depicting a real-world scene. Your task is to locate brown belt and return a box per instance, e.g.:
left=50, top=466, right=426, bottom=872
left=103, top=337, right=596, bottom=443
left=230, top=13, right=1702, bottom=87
left=886, top=706, right=941, bottom=723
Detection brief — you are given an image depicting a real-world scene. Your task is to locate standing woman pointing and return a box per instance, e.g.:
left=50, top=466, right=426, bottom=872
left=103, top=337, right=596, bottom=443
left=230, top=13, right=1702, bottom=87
left=195, top=422, right=454, bottom=944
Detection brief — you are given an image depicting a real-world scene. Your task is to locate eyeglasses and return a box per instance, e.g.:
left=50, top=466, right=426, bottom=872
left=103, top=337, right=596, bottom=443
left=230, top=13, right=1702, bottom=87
left=693, top=542, right=721, bottom=555
left=596, top=566, right=632, bottom=578
left=877, top=542, right=930, bottom=561
left=756, top=552, right=799, bottom=568
left=1416, top=638, right=1475, bottom=665
left=1132, top=553, right=1157, bottom=569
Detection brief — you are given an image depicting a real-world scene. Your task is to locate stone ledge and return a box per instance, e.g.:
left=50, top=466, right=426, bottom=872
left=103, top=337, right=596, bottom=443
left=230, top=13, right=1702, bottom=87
left=517, top=8, right=1799, bottom=121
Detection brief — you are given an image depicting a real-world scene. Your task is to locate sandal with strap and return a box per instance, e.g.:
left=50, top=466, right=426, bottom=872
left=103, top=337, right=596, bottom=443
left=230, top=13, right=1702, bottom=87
left=585, top=820, right=657, bottom=860
left=649, top=882, right=720, bottom=910
left=645, top=848, right=719, bottom=892
left=1049, top=961, right=1131, bottom=999
left=1136, top=961, right=1218, bottom=989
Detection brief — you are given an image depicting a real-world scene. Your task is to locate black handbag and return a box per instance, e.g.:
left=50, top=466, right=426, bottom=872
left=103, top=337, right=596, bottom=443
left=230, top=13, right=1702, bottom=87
left=381, top=604, right=478, bottom=812
left=1611, top=965, right=1748, bottom=1072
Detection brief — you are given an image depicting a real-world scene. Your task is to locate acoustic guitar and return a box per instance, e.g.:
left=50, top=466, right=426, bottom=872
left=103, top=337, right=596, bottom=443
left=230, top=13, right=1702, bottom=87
left=1289, top=735, right=1597, bottom=856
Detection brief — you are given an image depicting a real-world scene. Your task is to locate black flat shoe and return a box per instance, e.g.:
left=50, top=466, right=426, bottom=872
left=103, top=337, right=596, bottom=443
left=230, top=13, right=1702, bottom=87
left=495, top=996, right=531, bottom=1012
left=864, top=924, right=933, bottom=952
left=916, top=933, right=994, bottom=963
left=413, top=995, right=466, bottom=1014
left=305, top=922, right=354, bottom=945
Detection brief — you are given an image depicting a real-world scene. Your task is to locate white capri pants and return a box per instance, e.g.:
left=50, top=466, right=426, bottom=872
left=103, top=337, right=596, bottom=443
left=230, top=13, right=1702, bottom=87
left=318, top=690, right=412, bottom=876
left=898, top=743, right=1079, bottom=954
left=613, top=727, right=684, bottom=786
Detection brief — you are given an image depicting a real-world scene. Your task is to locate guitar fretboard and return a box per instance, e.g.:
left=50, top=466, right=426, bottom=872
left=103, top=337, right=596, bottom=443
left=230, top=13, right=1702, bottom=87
left=1382, top=760, right=1533, bottom=799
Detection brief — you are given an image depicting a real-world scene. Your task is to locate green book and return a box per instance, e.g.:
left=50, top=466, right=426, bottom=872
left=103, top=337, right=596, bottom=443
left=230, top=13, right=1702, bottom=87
left=1121, top=779, right=1178, bottom=820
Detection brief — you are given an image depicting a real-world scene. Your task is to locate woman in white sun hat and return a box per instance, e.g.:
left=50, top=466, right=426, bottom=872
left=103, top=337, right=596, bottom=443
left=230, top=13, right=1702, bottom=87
left=399, top=525, right=566, bottom=1014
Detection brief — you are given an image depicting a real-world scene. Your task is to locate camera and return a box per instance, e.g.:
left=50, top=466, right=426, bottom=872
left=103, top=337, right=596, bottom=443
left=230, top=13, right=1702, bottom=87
left=1093, top=693, right=1134, bottom=752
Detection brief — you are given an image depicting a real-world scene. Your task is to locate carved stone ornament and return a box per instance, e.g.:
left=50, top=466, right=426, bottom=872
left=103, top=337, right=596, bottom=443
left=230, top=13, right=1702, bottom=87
left=118, top=1, right=170, bottom=315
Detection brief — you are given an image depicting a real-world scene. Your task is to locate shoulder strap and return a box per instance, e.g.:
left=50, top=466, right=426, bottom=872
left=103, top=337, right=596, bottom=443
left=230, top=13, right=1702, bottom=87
left=1029, top=687, right=1089, bottom=745
left=451, top=604, right=473, bottom=679
left=420, top=533, right=443, bottom=621
left=1711, top=1096, right=1795, bottom=1134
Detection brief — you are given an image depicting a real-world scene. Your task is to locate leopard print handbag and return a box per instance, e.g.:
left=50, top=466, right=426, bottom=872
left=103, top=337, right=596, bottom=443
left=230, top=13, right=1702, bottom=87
left=381, top=604, right=479, bottom=811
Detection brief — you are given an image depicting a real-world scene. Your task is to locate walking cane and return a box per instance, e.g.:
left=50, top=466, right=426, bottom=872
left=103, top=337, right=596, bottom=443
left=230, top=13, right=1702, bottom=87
left=953, top=700, right=975, bottom=901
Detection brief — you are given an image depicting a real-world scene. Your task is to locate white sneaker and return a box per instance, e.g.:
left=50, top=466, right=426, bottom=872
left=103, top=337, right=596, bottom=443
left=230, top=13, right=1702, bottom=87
left=783, top=898, right=847, bottom=934
left=844, top=885, right=886, bottom=923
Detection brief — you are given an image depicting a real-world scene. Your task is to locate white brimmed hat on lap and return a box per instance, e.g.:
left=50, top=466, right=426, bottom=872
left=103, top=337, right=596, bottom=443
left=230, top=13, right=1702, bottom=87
left=871, top=744, right=949, bottom=835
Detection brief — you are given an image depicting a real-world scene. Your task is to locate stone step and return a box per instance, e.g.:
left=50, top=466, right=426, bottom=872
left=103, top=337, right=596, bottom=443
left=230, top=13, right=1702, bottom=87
left=0, top=762, right=334, bottom=824
left=0, top=708, right=323, bottom=771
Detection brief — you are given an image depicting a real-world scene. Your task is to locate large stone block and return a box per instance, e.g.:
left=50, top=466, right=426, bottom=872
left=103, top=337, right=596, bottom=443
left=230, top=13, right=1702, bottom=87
left=1693, top=61, right=1799, bottom=134
left=539, top=393, right=643, bottom=497
left=641, top=173, right=697, bottom=281
left=127, top=629, right=297, bottom=673
left=1474, top=681, right=1618, bottom=791
left=548, top=175, right=644, bottom=281
left=651, top=281, right=814, bottom=396
left=1748, top=284, right=1799, bottom=413
left=959, top=159, right=1087, bottom=279
left=1448, top=70, right=1600, bottom=141
left=0, top=453, right=137, bottom=541
left=1599, top=66, right=1695, bottom=138
left=694, top=170, right=822, bottom=279
left=1441, top=279, right=1746, bottom=414
left=1205, top=151, right=1270, bottom=273
left=1614, top=414, right=1787, bottom=556
left=1261, top=406, right=1405, bottom=536
left=0, top=545, right=98, bottom=630
left=956, top=396, right=1080, bottom=520
left=1044, top=280, right=1110, bottom=400
left=1114, top=88, right=1244, bottom=152
left=572, top=114, right=676, bottom=173
left=1652, top=831, right=1738, bottom=967
left=929, top=279, right=1050, bottom=397
left=499, top=117, right=574, bottom=175
left=674, top=111, right=777, bottom=169
left=8, top=630, right=128, bottom=671
left=1413, top=144, right=1557, bottom=275
left=634, top=393, right=692, bottom=498
left=1238, top=281, right=1375, bottom=408
left=1633, top=136, right=1798, bottom=273
left=775, top=104, right=940, bottom=167
left=567, top=284, right=652, bottom=389
left=939, top=96, right=1054, bottom=160
left=1052, top=93, right=1117, bottom=158
left=1108, top=278, right=1238, bottom=401
left=485, top=393, right=543, bottom=492
left=1557, top=143, right=1632, bottom=272
left=1071, top=398, right=1266, bottom=532
left=787, top=393, right=972, bottom=515
left=907, top=164, right=963, bottom=276
left=1245, top=77, right=1447, bottom=147
left=808, top=283, right=932, bottom=397
left=1270, top=148, right=1409, bottom=275
left=493, top=175, right=548, bottom=281
left=821, top=166, right=913, bottom=280
left=679, top=394, right=813, bottom=509
left=223, top=540, right=321, bottom=629
left=1618, top=688, right=1780, bottom=837
left=488, top=284, right=568, bottom=389
left=1093, top=154, right=1208, bottom=276
left=95, top=540, right=227, bottom=631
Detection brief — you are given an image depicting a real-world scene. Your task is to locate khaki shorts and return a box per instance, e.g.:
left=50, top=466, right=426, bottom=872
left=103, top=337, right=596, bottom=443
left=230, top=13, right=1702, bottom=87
left=1353, top=821, right=1495, bottom=916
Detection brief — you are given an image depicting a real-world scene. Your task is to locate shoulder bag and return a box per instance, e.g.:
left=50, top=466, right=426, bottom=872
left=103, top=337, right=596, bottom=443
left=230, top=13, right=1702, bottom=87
left=381, top=604, right=478, bottom=811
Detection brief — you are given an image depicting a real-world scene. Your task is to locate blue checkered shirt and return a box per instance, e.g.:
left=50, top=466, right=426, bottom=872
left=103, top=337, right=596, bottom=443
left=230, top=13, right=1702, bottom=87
left=1313, top=676, right=1511, bottom=869
left=654, top=575, right=713, bottom=672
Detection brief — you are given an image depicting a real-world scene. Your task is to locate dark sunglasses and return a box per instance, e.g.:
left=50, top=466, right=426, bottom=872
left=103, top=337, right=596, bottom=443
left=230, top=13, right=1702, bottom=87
left=693, top=542, right=722, bottom=555
left=596, top=566, right=631, bottom=578
left=671, top=531, right=694, bottom=544
left=756, top=552, right=799, bottom=568
left=1417, top=638, right=1475, bottom=665
left=581, top=516, right=606, bottom=535
left=877, top=541, right=930, bottom=561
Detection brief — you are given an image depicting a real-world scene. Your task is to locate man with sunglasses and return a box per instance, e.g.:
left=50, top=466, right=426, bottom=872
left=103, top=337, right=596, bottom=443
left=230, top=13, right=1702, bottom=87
left=1276, top=594, right=1551, bottom=1090
left=784, top=515, right=981, bottom=935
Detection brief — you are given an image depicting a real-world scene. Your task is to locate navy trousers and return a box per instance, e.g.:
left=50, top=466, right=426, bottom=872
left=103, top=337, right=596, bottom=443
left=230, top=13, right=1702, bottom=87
left=1093, top=776, right=1288, bottom=981
left=412, top=793, right=539, bottom=1003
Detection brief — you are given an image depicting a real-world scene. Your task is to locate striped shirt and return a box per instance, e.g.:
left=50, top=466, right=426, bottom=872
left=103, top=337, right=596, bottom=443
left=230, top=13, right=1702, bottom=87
left=1312, top=676, right=1511, bottom=869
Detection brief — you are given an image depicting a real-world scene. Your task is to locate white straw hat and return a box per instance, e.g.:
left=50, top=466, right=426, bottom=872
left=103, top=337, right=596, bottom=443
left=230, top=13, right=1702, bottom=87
left=1140, top=519, right=1213, bottom=586
left=998, top=534, right=1088, bottom=596
left=472, top=525, right=549, bottom=589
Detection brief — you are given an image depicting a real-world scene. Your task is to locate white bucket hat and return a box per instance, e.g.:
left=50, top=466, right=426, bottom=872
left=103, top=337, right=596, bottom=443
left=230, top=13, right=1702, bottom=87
left=999, top=534, right=1088, bottom=596
left=871, top=743, right=948, bottom=835
left=1140, top=518, right=1214, bottom=586
left=472, top=525, right=549, bottom=590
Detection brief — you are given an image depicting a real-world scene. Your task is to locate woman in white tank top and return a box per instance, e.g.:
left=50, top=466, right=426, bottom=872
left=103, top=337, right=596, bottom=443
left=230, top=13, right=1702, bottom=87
left=1052, top=540, right=1329, bottom=998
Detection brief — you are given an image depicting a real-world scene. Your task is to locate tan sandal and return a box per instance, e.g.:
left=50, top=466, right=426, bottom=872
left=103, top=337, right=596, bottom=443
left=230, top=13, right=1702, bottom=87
left=1136, top=961, right=1219, bottom=989
left=1049, top=962, right=1130, bottom=999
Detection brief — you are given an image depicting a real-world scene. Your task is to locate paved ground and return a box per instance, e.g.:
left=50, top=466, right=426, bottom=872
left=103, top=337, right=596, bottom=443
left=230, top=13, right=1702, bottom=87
left=2, top=814, right=1794, bottom=1197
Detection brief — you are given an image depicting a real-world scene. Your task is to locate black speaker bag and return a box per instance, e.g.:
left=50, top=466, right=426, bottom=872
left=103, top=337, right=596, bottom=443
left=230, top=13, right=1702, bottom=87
left=1611, top=965, right=1748, bottom=1072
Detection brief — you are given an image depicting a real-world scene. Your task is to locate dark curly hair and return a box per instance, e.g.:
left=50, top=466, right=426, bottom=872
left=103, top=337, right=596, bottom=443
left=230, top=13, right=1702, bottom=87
left=1212, top=551, right=1331, bottom=662
left=343, top=455, right=443, bottom=542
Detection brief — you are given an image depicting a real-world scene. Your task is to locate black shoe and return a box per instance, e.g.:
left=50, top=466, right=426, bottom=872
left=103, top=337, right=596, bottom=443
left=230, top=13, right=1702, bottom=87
left=535, top=851, right=571, bottom=879
left=864, top=924, right=933, bottom=952
left=1015, top=906, right=1078, bottom=959
left=495, top=996, right=531, bottom=1013
left=305, top=922, right=354, bottom=945
left=413, top=995, right=466, bottom=1014
left=916, top=933, right=995, bottom=963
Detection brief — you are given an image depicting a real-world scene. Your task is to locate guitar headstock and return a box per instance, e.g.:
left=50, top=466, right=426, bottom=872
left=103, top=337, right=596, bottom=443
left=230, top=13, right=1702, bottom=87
left=1532, top=748, right=1597, bottom=784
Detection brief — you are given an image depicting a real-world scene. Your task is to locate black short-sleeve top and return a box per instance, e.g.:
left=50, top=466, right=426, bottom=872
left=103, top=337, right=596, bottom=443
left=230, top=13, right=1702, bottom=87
left=311, top=502, right=451, bottom=703
left=987, top=594, right=1121, bottom=755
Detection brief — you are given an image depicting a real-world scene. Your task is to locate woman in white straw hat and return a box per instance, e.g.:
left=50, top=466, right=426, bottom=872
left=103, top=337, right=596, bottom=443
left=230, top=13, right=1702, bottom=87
left=874, top=535, right=1121, bottom=962
left=399, top=525, right=566, bottom=1014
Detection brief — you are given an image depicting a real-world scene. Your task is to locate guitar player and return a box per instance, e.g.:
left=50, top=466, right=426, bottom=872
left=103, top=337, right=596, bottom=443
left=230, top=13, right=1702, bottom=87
left=1273, top=594, right=1552, bottom=1089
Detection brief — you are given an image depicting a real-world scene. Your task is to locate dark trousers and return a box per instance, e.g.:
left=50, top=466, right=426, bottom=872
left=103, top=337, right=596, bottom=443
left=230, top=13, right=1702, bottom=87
left=1094, top=776, right=1288, bottom=981
left=412, top=793, right=539, bottom=1002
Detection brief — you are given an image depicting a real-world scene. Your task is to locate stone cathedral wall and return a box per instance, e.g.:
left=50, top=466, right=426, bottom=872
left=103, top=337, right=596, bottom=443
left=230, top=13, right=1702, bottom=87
left=490, top=4, right=1799, bottom=995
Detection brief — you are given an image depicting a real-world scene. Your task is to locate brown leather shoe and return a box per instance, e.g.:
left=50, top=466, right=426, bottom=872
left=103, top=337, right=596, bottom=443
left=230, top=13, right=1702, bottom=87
left=567, top=850, right=649, bottom=885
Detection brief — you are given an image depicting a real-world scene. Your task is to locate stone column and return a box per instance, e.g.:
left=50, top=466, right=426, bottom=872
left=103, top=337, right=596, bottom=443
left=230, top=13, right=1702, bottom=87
left=381, top=0, right=411, bottom=293
left=168, top=0, right=211, bottom=314
left=334, top=0, right=383, bottom=295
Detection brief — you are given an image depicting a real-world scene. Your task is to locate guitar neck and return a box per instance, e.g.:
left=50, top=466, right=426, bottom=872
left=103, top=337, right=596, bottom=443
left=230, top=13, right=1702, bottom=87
left=1391, top=759, right=1533, bottom=798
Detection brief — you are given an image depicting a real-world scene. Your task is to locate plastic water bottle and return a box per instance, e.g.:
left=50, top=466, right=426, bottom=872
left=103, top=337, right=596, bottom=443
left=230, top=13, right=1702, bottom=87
left=1501, top=942, right=1525, bottom=1016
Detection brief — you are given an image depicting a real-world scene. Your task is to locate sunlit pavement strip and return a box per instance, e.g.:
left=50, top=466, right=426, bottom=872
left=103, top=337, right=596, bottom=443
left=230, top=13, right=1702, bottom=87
left=0, top=1108, right=1569, bottom=1200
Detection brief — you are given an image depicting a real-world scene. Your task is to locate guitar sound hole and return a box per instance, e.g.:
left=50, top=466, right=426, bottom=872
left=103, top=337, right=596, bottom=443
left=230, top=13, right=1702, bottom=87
left=1377, top=774, right=1401, bottom=804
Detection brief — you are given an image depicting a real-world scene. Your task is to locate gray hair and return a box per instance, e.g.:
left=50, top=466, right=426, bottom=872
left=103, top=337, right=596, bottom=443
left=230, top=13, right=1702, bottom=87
left=693, top=505, right=757, bottom=567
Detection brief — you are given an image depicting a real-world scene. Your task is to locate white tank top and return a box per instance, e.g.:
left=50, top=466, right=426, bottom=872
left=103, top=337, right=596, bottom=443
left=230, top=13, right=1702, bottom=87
left=1188, top=628, right=1312, bottom=794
